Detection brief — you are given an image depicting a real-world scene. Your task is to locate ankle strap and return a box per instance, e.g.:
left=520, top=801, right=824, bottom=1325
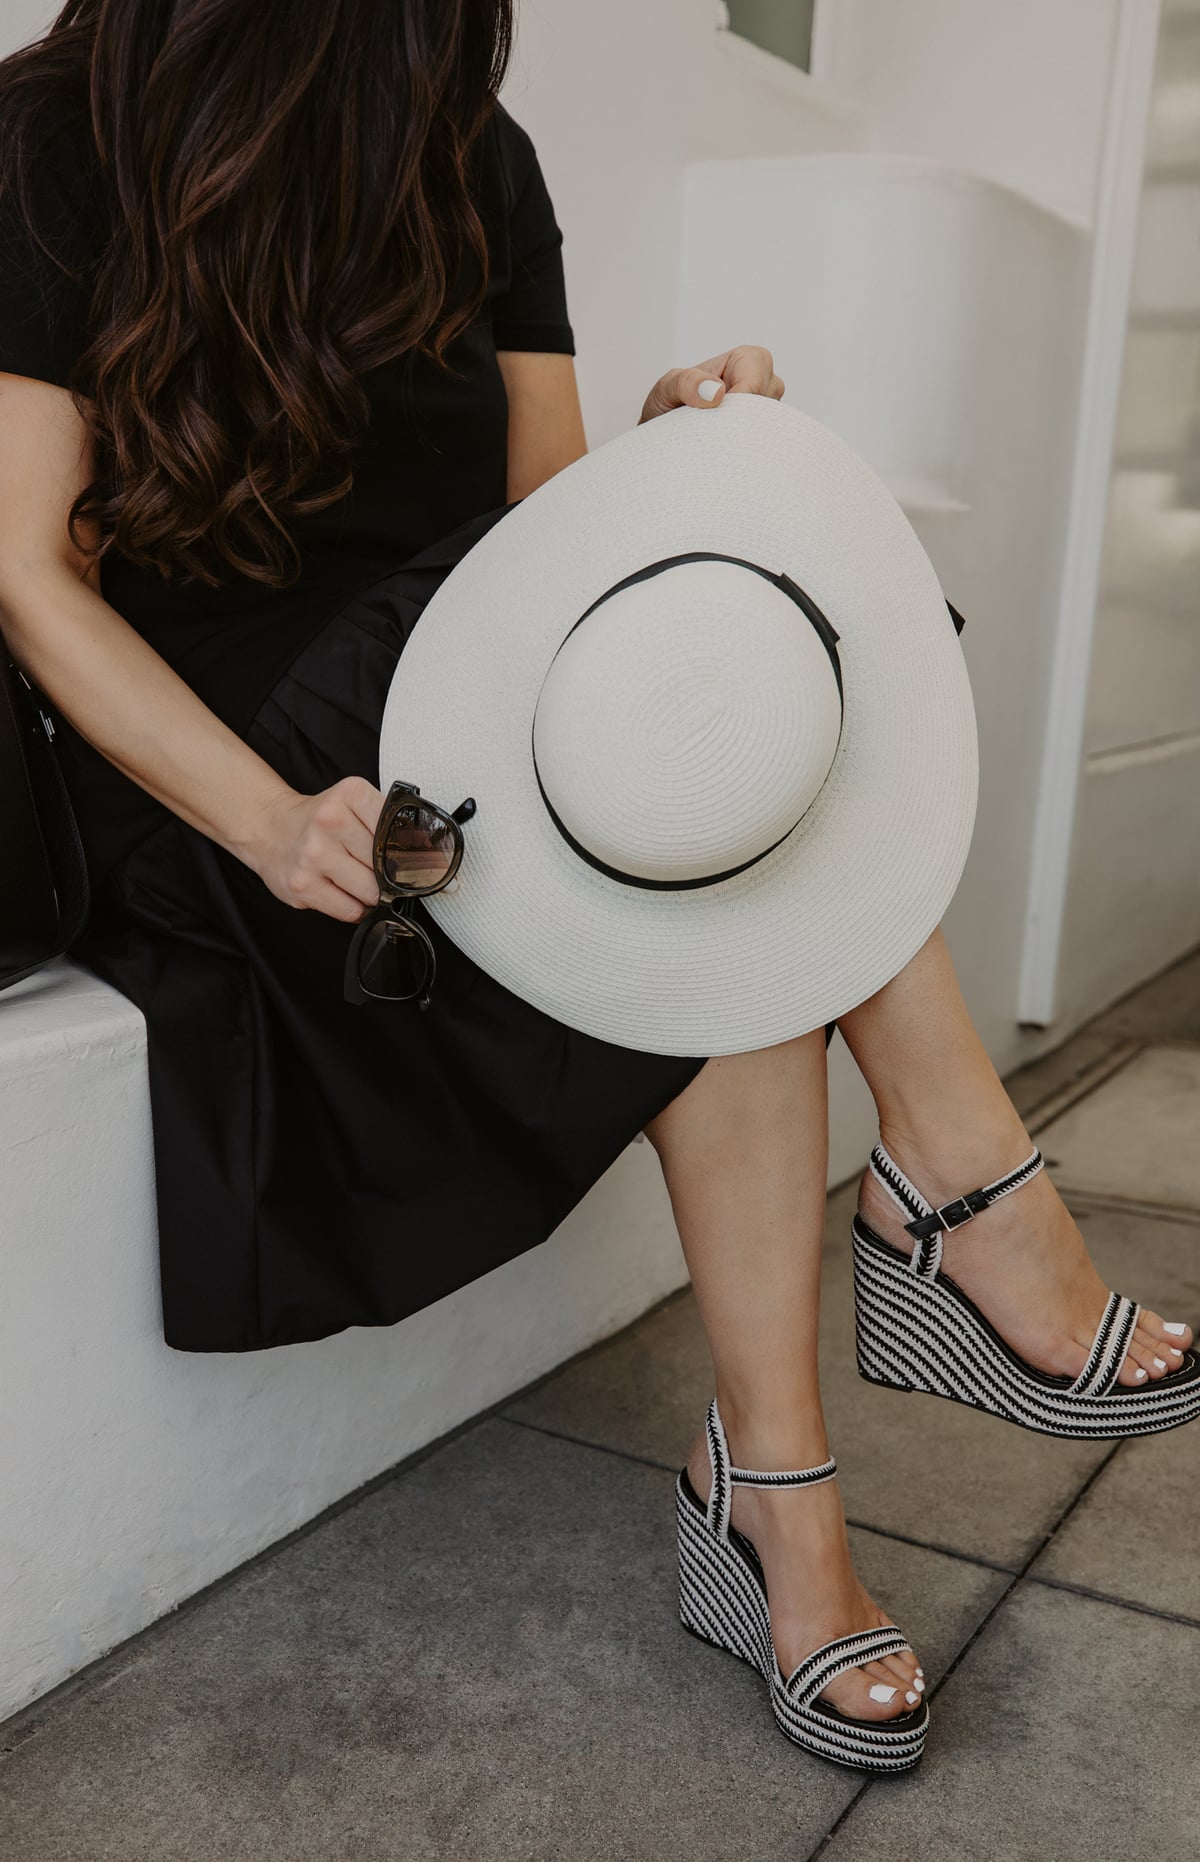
left=703, top=1397, right=836, bottom=1541
left=868, top=1139, right=1045, bottom=1281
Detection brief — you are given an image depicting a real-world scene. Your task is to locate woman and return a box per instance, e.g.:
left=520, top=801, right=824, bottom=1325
left=0, top=0, right=1193, bottom=1761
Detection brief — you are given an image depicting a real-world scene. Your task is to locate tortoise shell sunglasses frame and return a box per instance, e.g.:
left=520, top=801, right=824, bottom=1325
left=342, top=780, right=477, bottom=1012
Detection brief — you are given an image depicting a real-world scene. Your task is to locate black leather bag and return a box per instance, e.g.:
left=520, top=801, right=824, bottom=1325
left=1, top=643, right=89, bottom=991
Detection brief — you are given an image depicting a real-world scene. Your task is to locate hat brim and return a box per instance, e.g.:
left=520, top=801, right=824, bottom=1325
left=378, top=394, right=977, bottom=1056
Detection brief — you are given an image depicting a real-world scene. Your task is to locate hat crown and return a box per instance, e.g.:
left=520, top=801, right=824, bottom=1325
left=531, top=560, right=842, bottom=887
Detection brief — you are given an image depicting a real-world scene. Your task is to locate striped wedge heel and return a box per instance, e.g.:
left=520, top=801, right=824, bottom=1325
left=853, top=1139, right=1200, bottom=1439
left=675, top=1396, right=929, bottom=1772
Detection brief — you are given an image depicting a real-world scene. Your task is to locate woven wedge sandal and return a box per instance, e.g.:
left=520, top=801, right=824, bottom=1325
left=853, top=1139, right=1200, bottom=1438
left=675, top=1396, right=928, bottom=1773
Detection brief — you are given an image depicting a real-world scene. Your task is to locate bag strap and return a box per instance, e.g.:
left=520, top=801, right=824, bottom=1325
left=0, top=649, right=90, bottom=991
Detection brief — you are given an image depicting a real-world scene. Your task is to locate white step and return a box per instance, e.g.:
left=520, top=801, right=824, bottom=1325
left=1085, top=599, right=1200, bottom=755
left=1098, top=468, right=1200, bottom=610
left=1129, top=178, right=1200, bottom=316
left=1112, top=326, right=1200, bottom=458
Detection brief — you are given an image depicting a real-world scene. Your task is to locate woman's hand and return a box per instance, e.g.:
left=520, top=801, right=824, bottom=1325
left=241, top=775, right=384, bottom=923
left=638, top=345, right=785, bottom=424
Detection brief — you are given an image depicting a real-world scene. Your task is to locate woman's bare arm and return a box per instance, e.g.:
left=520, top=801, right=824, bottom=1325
left=0, top=372, right=383, bottom=922
left=496, top=350, right=587, bottom=499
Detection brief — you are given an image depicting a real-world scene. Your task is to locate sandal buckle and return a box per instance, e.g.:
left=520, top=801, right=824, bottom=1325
left=936, top=1195, right=977, bottom=1230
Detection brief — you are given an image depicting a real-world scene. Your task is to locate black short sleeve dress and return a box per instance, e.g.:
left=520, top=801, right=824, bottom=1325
left=1, top=97, right=722, bottom=1352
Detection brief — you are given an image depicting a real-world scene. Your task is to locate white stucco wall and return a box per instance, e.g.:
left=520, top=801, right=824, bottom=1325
left=499, top=0, right=868, bottom=446
left=817, top=0, right=1122, bottom=226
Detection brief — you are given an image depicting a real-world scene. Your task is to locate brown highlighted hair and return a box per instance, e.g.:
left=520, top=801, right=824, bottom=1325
left=0, top=0, right=515, bottom=586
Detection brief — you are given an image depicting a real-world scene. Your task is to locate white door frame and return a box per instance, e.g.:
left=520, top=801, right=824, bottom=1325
left=1017, top=0, right=1163, bottom=1025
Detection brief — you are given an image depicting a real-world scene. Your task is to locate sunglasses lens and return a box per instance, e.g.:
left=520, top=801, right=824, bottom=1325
left=382, top=802, right=458, bottom=892
left=358, top=914, right=433, bottom=1000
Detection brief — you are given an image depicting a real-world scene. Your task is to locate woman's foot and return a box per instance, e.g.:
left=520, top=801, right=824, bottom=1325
left=686, top=1426, right=924, bottom=1723
left=857, top=1119, right=1195, bottom=1388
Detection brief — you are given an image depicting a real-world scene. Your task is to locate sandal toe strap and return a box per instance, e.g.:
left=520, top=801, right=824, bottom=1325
left=1068, top=1292, right=1141, bottom=1397
left=786, top=1625, right=912, bottom=1708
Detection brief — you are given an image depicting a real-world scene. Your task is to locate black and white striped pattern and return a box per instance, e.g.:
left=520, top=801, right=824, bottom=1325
left=1067, top=1292, right=1140, bottom=1397
left=853, top=1215, right=1200, bottom=1437
left=677, top=1396, right=928, bottom=1772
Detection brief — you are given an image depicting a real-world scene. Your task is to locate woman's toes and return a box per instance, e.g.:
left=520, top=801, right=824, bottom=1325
left=878, top=1651, right=919, bottom=1690
left=894, top=1660, right=924, bottom=1705
left=1133, top=1323, right=1181, bottom=1365
left=855, top=1659, right=917, bottom=1715
left=817, top=1669, right=892, bottom=1720
left=821, top=1650, right=926, bottom=1720
left=849, top=1670, right=906, bottom=1719
left=1141, top=1310, right=1193, bottom=1355
left=1119, top=1336, right=1170, bottom=1384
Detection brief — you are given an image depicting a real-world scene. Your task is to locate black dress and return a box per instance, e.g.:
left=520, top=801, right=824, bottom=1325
left=0, top=96, right=715, bottom=1351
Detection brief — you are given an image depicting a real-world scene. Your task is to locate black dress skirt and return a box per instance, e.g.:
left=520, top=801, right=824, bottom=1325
left=69, top=505, right=714, bottom=1352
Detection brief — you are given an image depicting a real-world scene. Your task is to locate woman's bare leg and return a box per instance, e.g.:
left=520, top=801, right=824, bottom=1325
left=642, top=1032, right=924, bottom=1722
left=839, top=927, right=1195, bottom=1384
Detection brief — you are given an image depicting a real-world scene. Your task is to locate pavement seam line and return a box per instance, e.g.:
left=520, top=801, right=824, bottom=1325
left=500, top=1414, right=1020, bottom=1572
left=1025, top=1571, right=1200, bottom=1630
left=1051, top=1189, right=1200, bottom=1225
left=1024, top=1040, right=1144, bottom=1135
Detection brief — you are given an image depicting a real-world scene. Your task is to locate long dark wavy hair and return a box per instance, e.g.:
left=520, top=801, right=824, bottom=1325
left=0, top=0, right=515, bottom=586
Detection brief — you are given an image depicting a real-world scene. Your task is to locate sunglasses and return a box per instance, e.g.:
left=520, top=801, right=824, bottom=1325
left=343, top=779, right=477, bottom=1011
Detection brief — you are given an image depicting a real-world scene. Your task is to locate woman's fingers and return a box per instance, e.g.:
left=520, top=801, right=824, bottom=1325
left=639, top=347, right=784, bottom=423
left=640, top=362, right=725, bottom=420
left=251, top=776, right=387, bottom=919
left=323, top=841, right=382, bottom=915
left=721, top=346, right=782, bottom=397
left=311, top=876, right=378, bottom=925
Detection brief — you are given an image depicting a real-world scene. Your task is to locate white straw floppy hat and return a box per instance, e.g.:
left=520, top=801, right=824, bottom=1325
left=378, top=393, right=978, bottom=1057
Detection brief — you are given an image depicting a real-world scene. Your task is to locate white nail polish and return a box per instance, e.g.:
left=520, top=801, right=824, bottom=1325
left=915, top=1666, right=924, bottom=1675
left=868, top=1683, right=897, bottom=1703
left=1153, top=1358, right=1167, bottom=1371
left=1134, top=1367, right=1148, bottom=1380
left=697, top=378, right=723, bottom=402
left=1168, top=1346, right=1183, bottom=1358
left=1163, top=1322, right=1187, bottom=1336
left=905, top=1690, right=919, bottom=1704
left=914, top=1676, right=926, bottom=1691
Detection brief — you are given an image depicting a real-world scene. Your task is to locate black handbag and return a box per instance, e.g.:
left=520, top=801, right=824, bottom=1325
left=0, top=642, right=89, bottom=991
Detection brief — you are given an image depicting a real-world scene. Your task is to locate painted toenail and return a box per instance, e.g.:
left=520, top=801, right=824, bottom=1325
left=1153, top=1358, right=1167, bottom=1370
left=868, top=1683, right=897, bottom=1702
left=1163, top=1323, right=1187, bottom=1336
left=1168, top=1346, right=1183, bottom=1358
left=914, top=1676, right=926, bottom=1691
left=906, top=1690, right=919, bottom=1704
left=916, top=1666, right=924, bottom=1676
left=1134, top=1367, right=1148, bottom=1380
